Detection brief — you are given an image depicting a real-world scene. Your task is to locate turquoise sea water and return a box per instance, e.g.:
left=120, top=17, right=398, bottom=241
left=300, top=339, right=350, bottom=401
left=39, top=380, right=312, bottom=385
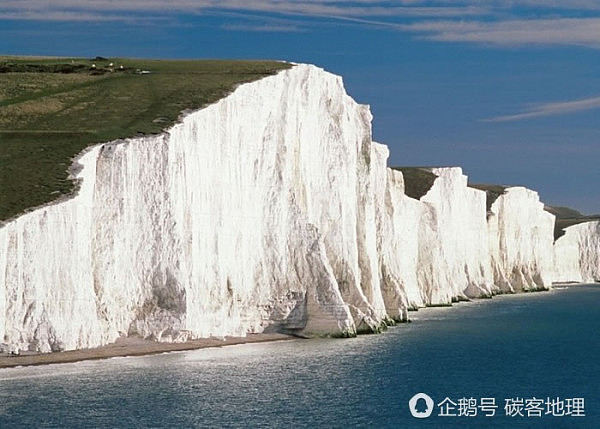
left=0, top=284, right=598, bottom=428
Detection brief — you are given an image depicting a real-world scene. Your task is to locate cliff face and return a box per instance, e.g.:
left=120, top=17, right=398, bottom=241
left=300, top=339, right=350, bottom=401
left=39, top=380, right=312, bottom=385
left=376, top=167, right=421, bottom=318
left=0, top=64, right=592, bottom=353
left=1, top=64, right=391, bottom=352
left=554, top=221, right=600, bottom=283
left=488, top=187, right=555, bottom=292
left=378, top=168, right=553, bottom=312
left=417, top=168, right=495, bottom=303
left=0, top=148, right=102, bottom=352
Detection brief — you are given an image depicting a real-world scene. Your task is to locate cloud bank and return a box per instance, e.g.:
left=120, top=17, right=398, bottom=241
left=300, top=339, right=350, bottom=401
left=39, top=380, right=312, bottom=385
left=2, top=1, right=600, bottom=47
left=403, top=18, right=600, bottom=48
left=483, top=96, right=600, bottom=122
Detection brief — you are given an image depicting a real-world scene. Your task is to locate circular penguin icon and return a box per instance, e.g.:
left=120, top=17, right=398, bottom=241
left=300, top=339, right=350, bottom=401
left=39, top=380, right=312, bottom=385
left=409, top=393, right=434, bottom=418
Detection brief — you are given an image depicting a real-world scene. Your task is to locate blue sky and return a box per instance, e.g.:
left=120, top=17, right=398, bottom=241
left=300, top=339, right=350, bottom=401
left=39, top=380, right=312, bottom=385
left=2, top=1, right=599, bottom=213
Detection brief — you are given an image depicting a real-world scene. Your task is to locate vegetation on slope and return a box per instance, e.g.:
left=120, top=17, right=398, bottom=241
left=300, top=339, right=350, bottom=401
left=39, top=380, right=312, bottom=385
left=544, top=205, right=584, bottom=219
left=545, top=205, right=600, bottom=240
left=391, top=167, right=438, bottom=200
left=0, top=56, right=291, bottom=222
left=468, top=183, right=508, bottom=211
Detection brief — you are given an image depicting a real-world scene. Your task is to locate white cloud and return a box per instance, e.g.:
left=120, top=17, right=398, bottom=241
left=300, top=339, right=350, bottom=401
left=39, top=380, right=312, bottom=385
left=402, top=0, right=600, bottom=10
left=0, top=10, right=169, bottom=23
left=403, top=18, right=600, bottom=47
left=3, top=0, right=600, bottom=50
left=473, top=0, right=600, bottom=10
left=220, top=23, right=305, bottom=32
left=482, top=96, right=600, bottom=122
left=0, top=1, right=486, bottom=21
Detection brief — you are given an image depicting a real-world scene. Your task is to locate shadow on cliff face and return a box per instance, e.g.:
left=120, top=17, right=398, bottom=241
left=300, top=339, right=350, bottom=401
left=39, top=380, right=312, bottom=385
left=127, top=269, right=187, bottom=341
left=262, top=291, right=309, bottom=338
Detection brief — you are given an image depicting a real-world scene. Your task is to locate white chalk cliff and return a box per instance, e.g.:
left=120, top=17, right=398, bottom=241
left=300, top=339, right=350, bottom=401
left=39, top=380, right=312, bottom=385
left=488, top=187, right=556, bottom=292
left=0, top=64, right=597, bottom=353
left=554, top=221, right=600, bottom=283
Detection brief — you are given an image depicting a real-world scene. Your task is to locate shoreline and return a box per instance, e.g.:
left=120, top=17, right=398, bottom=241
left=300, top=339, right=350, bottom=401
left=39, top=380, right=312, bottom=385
left=2, top=284, right=596, bottom=370
left=0, top=333, right=295, bottom=369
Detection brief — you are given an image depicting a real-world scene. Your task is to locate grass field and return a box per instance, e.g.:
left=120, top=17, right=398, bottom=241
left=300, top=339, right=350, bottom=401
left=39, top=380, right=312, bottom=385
left=0, top=56, right=291, bottom=222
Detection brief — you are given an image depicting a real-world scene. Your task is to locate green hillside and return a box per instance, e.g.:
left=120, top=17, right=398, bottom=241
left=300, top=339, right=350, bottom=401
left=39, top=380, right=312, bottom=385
left=391, top=167, right=438, bottom=200
left=0, top=56, right=291, bottom=222
left=546, top=206, right=600, bottom=239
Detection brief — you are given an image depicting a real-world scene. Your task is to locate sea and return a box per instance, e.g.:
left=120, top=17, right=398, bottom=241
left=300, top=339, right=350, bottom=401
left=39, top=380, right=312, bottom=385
left=0, top=284, right=598, bottom=428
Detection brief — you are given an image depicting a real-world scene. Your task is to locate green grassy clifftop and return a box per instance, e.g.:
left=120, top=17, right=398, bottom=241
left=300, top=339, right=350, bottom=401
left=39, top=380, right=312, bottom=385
left=0, top=56, right=291, bottom=222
